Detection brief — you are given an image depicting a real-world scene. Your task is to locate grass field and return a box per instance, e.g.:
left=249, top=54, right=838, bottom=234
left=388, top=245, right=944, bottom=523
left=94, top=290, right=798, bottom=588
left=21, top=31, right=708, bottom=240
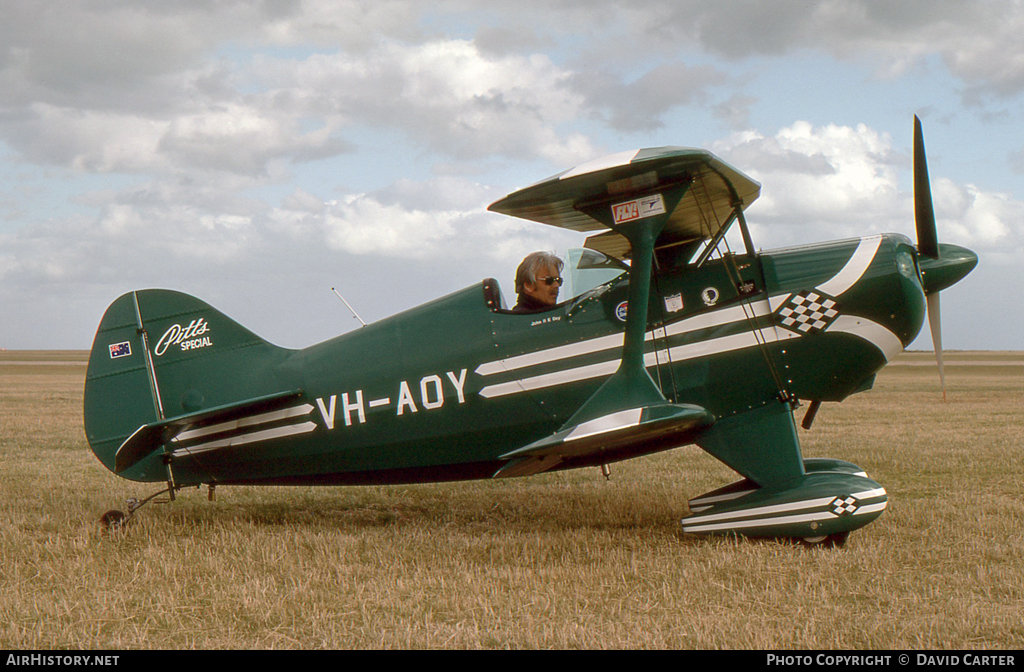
left=1, top=350, right=1022, bottom=649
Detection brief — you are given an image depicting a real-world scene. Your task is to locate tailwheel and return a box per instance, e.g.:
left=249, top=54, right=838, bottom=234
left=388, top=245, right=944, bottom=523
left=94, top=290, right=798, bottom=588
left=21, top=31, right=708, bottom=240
left=798, top=531, right=849, bottom=549
left=100, top=509, right=129, bottom=533
left=98, top=483, right=180, bottom=534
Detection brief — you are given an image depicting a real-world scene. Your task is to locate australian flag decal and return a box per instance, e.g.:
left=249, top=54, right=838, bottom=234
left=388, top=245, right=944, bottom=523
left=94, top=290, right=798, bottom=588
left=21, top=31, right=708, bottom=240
left=109, top=341, right=132, bottom=359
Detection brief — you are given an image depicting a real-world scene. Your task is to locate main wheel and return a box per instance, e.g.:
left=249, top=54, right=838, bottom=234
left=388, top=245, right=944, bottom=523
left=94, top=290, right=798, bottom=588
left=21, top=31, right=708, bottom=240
left=798, top=531, right=849, bottom=549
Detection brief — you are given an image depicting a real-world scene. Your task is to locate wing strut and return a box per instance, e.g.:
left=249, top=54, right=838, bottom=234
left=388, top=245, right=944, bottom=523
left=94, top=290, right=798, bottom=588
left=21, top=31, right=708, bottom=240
left=564, top=179, right=694, bottom=425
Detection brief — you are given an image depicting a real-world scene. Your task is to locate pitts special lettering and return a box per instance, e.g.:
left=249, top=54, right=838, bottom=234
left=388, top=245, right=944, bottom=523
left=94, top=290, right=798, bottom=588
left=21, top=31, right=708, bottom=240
left=315, top=370, right=467, bottom=429
left=154, top=318, right=213, bottom=356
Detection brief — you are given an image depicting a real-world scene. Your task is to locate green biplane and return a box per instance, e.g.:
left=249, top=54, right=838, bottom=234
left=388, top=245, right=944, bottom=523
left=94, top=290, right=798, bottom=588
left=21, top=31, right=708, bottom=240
left=85, top=118, right=976, bottom=546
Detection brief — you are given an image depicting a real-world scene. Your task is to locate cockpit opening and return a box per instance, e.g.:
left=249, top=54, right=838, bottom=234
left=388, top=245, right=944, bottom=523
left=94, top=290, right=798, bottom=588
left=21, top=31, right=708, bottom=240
left=484, top=248, right=629, bottom=313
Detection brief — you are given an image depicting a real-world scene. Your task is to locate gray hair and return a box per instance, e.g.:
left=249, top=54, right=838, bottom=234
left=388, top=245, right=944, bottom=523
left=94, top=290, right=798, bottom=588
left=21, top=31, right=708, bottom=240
left=515, top=251, right=564, bottom=294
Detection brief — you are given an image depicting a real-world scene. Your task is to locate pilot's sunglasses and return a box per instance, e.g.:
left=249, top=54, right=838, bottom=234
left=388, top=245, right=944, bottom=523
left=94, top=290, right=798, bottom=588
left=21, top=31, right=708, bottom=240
left=539, top=276, right=564, bottom=286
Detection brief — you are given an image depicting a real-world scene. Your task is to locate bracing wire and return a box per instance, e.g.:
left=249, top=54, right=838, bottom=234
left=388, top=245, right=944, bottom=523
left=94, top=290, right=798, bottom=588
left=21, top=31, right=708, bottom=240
left=687, top=173, right=791, bottom=400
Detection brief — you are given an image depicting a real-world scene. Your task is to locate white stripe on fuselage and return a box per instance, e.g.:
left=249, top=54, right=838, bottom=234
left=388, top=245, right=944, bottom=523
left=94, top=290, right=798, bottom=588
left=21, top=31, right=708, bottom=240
left=817, top=235, right=883, bottom=297
left=173, top=404, right=315, bottom=442
left=475, top=300, right=775, bottom=377
left=826, top=315, right=904, bottom=362
left=478, top=304, right=798, bottom=399
left=170, top=421, right=318, bottom=458
left=169, top=403, right=318, bottom=458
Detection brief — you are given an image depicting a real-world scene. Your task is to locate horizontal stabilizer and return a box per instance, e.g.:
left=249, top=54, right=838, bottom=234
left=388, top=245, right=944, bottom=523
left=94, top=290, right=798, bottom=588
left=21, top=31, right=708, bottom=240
left=493, top=403, right=713, bottom=479
left=114, top=389, right=304, bottom=473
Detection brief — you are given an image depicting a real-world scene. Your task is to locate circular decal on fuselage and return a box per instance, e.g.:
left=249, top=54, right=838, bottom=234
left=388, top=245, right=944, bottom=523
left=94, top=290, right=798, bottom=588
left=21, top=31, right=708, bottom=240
left=701, top=287, right=720, bottom=306
left=615, top=301, right=628, bottom=322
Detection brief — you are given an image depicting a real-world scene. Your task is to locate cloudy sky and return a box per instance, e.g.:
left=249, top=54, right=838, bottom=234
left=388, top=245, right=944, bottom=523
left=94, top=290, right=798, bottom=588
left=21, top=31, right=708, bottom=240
left=1, top=1, right=1021, bottom=352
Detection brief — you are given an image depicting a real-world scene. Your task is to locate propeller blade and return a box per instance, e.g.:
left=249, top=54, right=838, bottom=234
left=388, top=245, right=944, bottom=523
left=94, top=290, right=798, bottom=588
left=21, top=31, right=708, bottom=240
left=914, top=115, right=940, bottom=260
left=916, top=116, right=948, bottom=400
left=927, top=292, right=947, bottom=401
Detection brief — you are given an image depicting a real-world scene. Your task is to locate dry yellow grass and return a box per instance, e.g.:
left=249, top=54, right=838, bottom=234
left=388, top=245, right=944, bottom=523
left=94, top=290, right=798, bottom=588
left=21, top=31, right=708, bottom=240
left=1, top=351, right=1022, bottom=649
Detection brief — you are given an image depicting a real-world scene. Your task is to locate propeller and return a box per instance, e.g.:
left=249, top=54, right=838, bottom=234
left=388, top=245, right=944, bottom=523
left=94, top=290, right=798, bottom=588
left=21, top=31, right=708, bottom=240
left=913, top=115, right=978, bottom=400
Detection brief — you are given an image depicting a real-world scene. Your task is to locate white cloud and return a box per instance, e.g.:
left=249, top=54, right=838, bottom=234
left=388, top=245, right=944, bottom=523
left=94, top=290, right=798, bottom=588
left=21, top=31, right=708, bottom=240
left=587, top=0, right=1024, bottom=98
left=3, top=103, right=167, bottom=172
left=933, top=178, right=1022, bottom=254
left=2, top=31, right=600, bottom=178
left=262, top=39, right=599, bottom=164
left=270, top=176, right=580, bottom=264
left=256, top=0, right=426, bottom=50
left=714, top=121, right=902, bottom=242
left=6, top=2, right=1021, bottom=183
left=0, top=2, right=249, bottom=107
left=461, top=1, right=1024, bottom=104
left=570, top=61, right=729, bottom=132
left=322, top=195, right=459, bottom=258
left=159, top=102, right=348, bottom=175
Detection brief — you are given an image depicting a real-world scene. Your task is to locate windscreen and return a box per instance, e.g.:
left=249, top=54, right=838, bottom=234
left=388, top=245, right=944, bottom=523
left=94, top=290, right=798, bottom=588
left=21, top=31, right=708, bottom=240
left=566, top=248, right=628, bottom=299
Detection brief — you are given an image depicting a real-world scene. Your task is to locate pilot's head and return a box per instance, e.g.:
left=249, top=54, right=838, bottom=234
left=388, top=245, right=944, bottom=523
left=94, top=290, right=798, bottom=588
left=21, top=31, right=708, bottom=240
left=516, top=251, right=564, bottom=306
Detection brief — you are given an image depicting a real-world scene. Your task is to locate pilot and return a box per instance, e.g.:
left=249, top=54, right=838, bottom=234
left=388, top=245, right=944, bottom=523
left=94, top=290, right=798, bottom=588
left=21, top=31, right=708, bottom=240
left=512, top=251, right=564, bottom=313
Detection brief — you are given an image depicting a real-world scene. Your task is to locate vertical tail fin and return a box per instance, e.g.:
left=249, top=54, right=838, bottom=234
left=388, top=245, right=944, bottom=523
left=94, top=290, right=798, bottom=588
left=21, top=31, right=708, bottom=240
left=84, top=289, right=293, bottom=481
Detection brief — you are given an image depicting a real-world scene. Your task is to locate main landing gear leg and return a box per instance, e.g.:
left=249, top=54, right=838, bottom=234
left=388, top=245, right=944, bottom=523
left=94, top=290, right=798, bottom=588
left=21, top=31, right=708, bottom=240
left=684, top=404, right=889, bottom=546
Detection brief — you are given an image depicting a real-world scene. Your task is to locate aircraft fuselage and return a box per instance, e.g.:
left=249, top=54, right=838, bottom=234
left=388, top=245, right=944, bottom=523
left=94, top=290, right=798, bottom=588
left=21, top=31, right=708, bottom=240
left=103, top=233, right=924, bottom=487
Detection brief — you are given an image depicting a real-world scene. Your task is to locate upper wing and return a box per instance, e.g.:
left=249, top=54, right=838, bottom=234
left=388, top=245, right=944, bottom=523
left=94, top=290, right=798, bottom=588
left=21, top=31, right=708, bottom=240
left=493, top=402, right=714, bottom=479
left=488, top=146, right=760, bottom=258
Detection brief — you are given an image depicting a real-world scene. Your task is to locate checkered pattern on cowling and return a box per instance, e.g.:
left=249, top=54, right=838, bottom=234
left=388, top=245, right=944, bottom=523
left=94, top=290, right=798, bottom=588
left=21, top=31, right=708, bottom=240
left=778, top=291, right=839, bottom=333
